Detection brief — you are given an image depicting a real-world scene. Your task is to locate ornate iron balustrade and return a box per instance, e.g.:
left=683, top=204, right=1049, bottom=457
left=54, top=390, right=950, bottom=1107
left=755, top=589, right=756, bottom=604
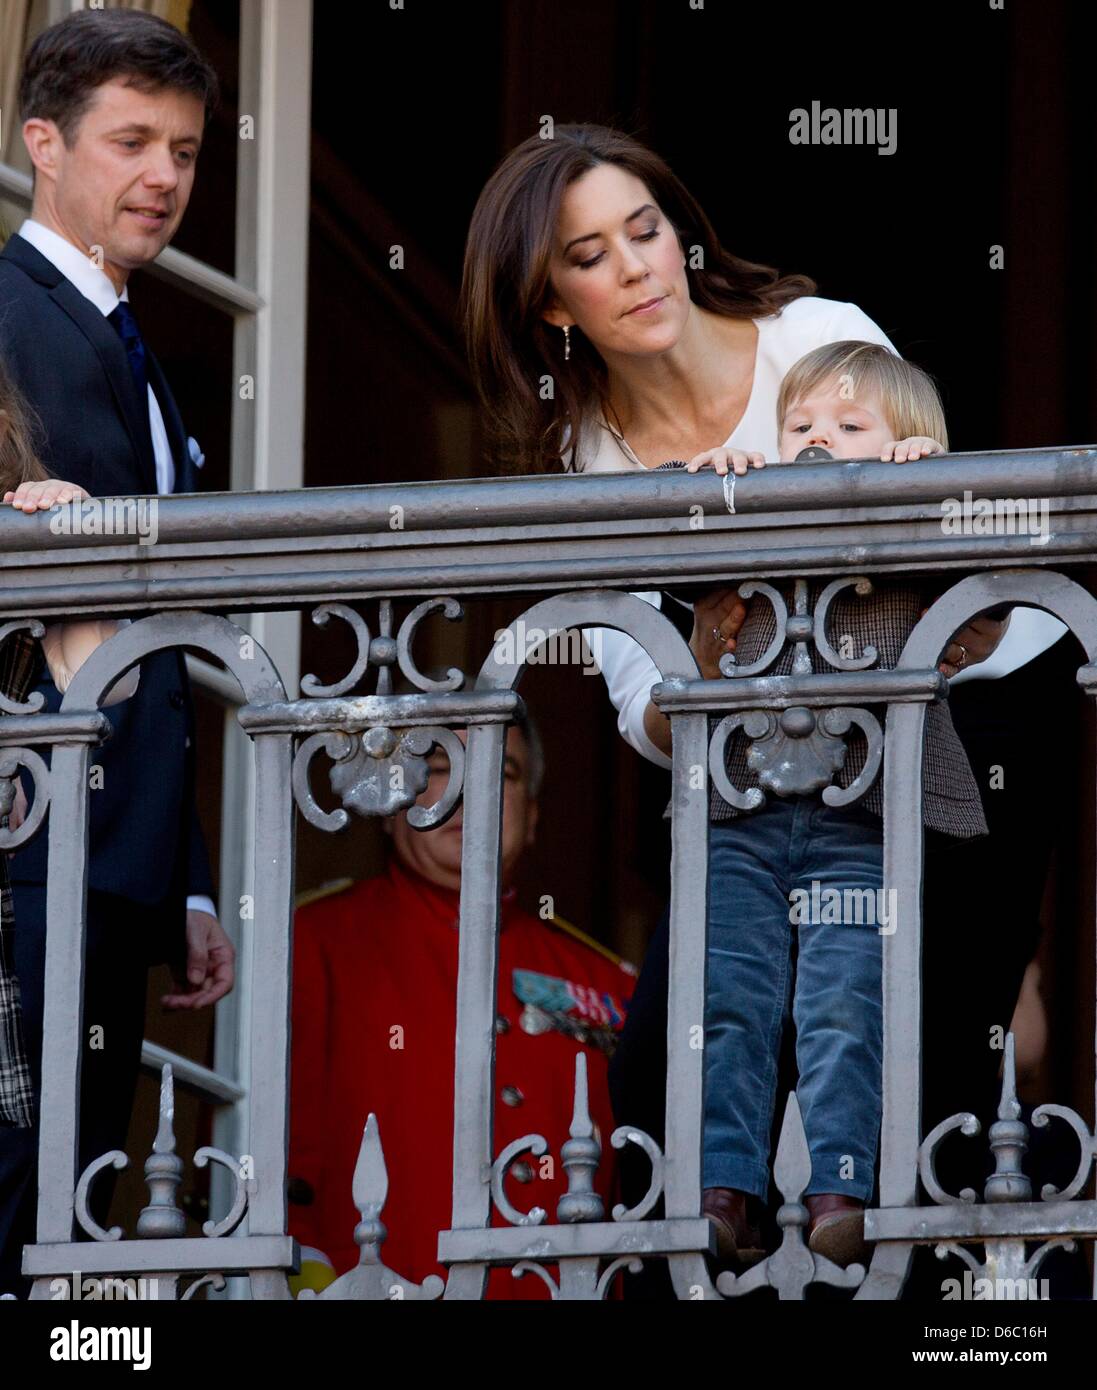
left=2, top=445, right=1097, bottom=1301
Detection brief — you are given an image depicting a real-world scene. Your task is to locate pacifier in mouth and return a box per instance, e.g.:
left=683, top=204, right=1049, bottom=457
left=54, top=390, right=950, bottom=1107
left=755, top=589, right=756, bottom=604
left=794, top=446, right=833, bottom=463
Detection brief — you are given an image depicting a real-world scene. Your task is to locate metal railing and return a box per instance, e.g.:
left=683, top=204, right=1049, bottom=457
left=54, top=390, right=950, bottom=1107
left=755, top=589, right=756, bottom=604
left=4, top=446, right=1097, bottom=1300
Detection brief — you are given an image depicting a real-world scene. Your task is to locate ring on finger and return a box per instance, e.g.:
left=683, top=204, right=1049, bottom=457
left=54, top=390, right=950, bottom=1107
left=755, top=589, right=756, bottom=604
left=712, top=626, right=723, bottom=644
left=955, top=643, right=968, bottom=669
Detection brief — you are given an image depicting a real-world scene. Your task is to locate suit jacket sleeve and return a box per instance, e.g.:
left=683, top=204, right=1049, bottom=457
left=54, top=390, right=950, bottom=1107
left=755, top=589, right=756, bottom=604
left=287, top=912, right=331, bottom=1255
left=186, top=787, right=216, bottom=901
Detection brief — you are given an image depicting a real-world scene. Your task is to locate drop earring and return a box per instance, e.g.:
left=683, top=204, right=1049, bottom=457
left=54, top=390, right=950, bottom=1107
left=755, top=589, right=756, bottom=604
left=563, top=324, right=572, bottom=361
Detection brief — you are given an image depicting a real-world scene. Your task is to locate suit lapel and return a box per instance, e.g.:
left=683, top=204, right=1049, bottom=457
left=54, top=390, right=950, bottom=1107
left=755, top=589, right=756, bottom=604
left=2, top=236, right=159, bottom=495
left=48, top=279, right=159, bottom=495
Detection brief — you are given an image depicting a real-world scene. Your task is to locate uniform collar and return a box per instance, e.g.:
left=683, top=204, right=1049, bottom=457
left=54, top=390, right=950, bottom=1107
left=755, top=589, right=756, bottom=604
left=388, top=855, right=521, bottom=930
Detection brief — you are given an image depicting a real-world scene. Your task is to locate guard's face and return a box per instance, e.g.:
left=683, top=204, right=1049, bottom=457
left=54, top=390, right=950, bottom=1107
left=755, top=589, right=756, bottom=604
left=26, top=77, right=202, bottom=276
left=542, top=163, right=689, bottom=365
left=388, top=726, right=539, bottom=893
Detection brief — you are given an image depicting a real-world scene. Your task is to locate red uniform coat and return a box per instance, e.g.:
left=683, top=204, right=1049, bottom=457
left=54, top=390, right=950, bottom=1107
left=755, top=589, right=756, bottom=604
left=288, top=858, right=635, bottom=1299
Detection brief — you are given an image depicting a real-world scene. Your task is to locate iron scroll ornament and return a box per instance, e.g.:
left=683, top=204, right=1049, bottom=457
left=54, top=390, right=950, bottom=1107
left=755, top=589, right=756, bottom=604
left=292, top=598, right=471, bottom=831
left=292, top=725, right=466, bottom=830
left=300, top=598, right=465, bottom=699
left=709, top=575, right=886, bottom=807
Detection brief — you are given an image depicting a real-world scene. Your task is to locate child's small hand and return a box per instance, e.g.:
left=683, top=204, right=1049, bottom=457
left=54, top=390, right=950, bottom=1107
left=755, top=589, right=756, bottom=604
left=3, top=479, right=89, bottom=512
left=686, top=447, right=766, bottom=476
left=880, top=436, right=944, bottom=464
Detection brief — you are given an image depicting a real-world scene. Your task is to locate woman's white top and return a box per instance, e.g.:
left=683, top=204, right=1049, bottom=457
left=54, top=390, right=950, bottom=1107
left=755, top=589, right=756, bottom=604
left=573, top=295, right=1063, bottom=768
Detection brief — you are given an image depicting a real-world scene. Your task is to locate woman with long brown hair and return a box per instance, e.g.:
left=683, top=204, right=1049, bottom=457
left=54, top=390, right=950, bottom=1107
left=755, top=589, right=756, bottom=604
left=461, top=124, right=1004, bottom=1270
left=0, top=359, right=138, bottom=1131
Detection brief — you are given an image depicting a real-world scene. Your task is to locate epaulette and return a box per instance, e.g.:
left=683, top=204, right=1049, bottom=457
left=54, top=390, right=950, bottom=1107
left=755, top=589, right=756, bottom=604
left=547, top=913, right=637, bottom=975
left=294, top=877, right=356, bottom=911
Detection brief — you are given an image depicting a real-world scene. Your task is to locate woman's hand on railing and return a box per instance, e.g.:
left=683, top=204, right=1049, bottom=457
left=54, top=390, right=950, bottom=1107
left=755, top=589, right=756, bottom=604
left=639, top=587, right=751, bottom=758
left=939, top=611, right=1011, bottom=678
left=691, top=587, right=749, bottom=681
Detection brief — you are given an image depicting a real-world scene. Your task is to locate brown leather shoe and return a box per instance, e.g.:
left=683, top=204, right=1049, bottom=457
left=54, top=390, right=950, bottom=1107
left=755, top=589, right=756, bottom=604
left=806, top=1193, right=869, bottom=1268
left=702, top=1187, right=766, bottom=1269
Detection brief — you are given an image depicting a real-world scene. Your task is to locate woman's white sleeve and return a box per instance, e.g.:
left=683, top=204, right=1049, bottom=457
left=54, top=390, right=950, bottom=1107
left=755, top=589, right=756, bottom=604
left=828, top=301, right=899, bottom=355
left=41, top=619, right=140, bottom=706
left=588, top=592, right=673, bottom=771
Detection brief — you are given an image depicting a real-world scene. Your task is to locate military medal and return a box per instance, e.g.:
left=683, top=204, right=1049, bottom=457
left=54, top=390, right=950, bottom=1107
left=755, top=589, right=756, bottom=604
left=512, top=970, right=627, bottom=1054
left=520, top=1003, right=551, bottom=1035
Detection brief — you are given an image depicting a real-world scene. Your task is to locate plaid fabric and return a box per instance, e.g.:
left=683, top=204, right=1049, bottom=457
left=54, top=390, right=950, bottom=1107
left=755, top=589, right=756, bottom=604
left=0, top=868, right=33, bottom=1129
left=710, top=580, right=988, bottom=839
left=0, top=629, right=42, bottom=1129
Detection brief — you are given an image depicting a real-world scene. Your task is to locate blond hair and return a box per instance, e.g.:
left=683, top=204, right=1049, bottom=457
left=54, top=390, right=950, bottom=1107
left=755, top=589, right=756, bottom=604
left=777, top=341, right=949, bottom=450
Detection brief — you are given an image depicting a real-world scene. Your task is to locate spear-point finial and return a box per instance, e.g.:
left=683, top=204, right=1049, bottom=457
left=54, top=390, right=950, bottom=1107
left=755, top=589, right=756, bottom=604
left=556, top=1054, right=604, bottom=1224
left=351, top=1114, right=389, bottom=1262
left=136, top=1064, right=186, bottom=1238
left=985, top=1033, right=1031, bottom=1204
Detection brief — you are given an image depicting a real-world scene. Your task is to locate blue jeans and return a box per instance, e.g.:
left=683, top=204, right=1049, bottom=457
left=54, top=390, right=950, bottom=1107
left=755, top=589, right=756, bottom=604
left=703, top=796, right=884, bottom=1202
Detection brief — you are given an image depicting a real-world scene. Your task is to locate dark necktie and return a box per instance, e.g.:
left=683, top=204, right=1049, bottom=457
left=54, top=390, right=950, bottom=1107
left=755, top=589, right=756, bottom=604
left=108, top=301, right=149, bottom=404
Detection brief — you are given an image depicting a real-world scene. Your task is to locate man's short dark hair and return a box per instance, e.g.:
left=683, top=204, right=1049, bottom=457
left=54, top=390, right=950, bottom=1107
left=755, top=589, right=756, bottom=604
left=19, top=8, right=220, bottom=145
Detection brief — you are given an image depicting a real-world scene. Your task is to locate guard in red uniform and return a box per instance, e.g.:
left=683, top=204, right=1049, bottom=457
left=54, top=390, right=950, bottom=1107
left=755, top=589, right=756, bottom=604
left=288, top=718, right=635, bottom=1299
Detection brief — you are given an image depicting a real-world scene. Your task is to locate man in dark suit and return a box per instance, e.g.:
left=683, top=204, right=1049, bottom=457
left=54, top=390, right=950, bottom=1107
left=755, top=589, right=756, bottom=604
left=0, top=9, right=234, bottom=1293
